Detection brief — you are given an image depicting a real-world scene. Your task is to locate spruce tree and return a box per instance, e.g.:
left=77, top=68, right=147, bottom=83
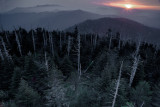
left=130, top=81, right=152, bottom=107
left=10, top=67, right=22, bottom=97
left=15, top=79, right=40, bottom=107
left=45, top=64, right=66, bottom=107
left=0, top=59, right=14, bottom=90
left=152, top=83, right=160, bottom=107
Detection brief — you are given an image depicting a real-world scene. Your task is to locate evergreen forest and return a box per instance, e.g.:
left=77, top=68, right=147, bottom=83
left=0, top=27, right=160, bottom=107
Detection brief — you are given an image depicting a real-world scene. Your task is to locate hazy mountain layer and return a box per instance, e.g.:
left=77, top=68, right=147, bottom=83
left=67, top=17, right=160, bottom=43
left=0, top=10, right=103, bottom=30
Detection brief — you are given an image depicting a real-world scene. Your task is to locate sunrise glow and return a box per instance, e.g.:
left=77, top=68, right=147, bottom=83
left=94, top=1, right=160, bottom=10
left=124, top=4, right=133, bottom=9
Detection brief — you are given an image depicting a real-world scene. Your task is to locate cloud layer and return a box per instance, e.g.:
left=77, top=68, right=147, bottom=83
left=1, top=0, right=160, bottom=12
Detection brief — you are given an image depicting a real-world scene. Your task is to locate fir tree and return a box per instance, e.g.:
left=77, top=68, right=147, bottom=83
left=10, top=67, right=22, bottom=97
left=130, top=81, right=152, bottom=107
left=15, top=79, right=40, bottom=107
left=151, top=83, right=160, bottom=107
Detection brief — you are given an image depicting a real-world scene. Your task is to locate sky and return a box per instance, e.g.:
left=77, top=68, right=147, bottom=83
left=0, top=0, right=160, bottom=28
left=0, top=0, right=160, bottom=13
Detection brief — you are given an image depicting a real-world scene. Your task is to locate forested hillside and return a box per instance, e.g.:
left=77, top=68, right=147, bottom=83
left=67, top=18, right=160, bottom=43
left=0, top=27, right=160, bottom=107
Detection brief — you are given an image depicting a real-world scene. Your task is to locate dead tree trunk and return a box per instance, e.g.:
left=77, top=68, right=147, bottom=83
left=129, top=55, right=140, bottom=87
left=129, top=41, right=141, bottom=87
left=45, top=52, right=48, bottom=71
left=118, top=34, right=121, bottom=50
left=0, top=37, right=9, bottom=57
left=15, top=32, right=22, bottom=56
left=67, top=36, right=71, bottom=56
left=5, top=32, right=10, bottom=46
left=32, top=30, right=36, bottom=53
left=77, top=34, right=81, bottom=79
left=49, top=33, right=54, bottom=56
left=140, top=101, right=144, bottom=107
left=109, top=35, right=112, bottom=51
left=0, top=48, right=4, bottom=61
left=93, top=34, right=98, bottom=49
left=135, top=41, right=141, bottom=56
left=91, top=34, right=93, bottom=45
left=60, top=33, right=62, bottom=51
left=112, top=61, right=123, bottom=107
left=18, top=31, right=22, bottom=42
left=0, top=37, right=12, bottom=61
left=43, top=31, right=47, bottom=50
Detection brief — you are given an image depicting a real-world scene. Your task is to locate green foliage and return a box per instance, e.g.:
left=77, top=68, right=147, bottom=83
left=60, top=56, right=74, bottom=78
left=23, top=54, right=37, bottom=82
left=69, top=86, right=100, bottom=107
left=0, top=28, right=160, bottom=107
left=3, top=100, right=17, bottom=107
left=9, top=67, right=22, bottom=97
left=0, top=90, right=8, bottom=101
left=0, top=59, right=14, bottom=90
left=102, top=79, right=128, bottom=107
left=45, top=64, right=66, bottom=107
left=15, top=79, right=40, bottom=107
left=130, top=81, right=152, bottom=107
left=23, top=54, right=48, bottom=95
left=122, top=102, right=134, bottom=107
left=152, top=83, right=160, bottom=107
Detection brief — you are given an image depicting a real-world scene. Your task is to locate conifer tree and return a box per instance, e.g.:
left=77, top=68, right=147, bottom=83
left=0, top=59, right=14, bottom=90
left=45, top=63, right=66, bottom=107
left=151, top=83, right=160, bottom=107
left=15, top=31, right=22, bottom=56
left=0, top=48, right=4, bottom=61
left=15, top=79, right=40, bottom=107
left=10, top=67, right=22, bottom=97
left=130, top=81, right=152, bottom=107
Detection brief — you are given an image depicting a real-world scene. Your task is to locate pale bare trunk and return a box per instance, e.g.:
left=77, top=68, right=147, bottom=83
left=129, top=55, right=140, bottom=87
left=94, top=35, right=98, bottom=49
left=118, top=34, right=121, bottom=50
left=60, top=33, right=62, bottom=51
left=0, top=48, right=4, bottom=60
left=49, top=33, right=54, bottom=56
left=43, top=32, right=47, bottom=49
left=67, top=36, right=71, bottom=56
left=1, top=37, right=9, bottom=57
left=140, top=101, right=144, bottom=107
left=32, top=31, right=36, bottom=53
left=15, top=32, right=22, bottom=56
left=45, top=52, right=48, bottom=71
left=91, top=35, right=93, bottom=45
left=109, top=35, right=112, bottom=50
left=77, top=34, right=81, bottom=79
left=112, top=61, right=123, bottom=107
left=129, top=42, right=141, bottom=87
left=135, top=41, right=141, bottom=56
left=5, top=32, right=10, bottom=45
left=0, top=37, right=12, bottom=60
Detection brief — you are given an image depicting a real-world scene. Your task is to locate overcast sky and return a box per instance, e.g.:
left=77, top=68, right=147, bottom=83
left=0, top=0, right=160, bottom=13
left=0, top=0, right=160, bottom=28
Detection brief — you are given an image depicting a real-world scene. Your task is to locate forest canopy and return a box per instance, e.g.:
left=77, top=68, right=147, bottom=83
left=0, top=27, right=160, bottom=107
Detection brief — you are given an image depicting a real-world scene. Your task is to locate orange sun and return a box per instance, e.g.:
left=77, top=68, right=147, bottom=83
left=124, top=4, right=133, bottom=9
left=96, top=1, right=160, bottom=10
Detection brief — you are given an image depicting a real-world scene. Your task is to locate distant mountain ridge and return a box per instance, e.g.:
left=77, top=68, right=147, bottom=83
left=0, top=10, right=104, bottom=30
left=66, top=17, right=160, bottom=43
left=0, top=9, right=160, bottom=43
left=6, top=4, right=63, bottom=13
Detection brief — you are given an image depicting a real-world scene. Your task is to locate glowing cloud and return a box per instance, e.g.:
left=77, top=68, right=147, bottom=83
left=95, top=0, right=160, bottom=10
left=125, top=4, right=133, bottom=9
